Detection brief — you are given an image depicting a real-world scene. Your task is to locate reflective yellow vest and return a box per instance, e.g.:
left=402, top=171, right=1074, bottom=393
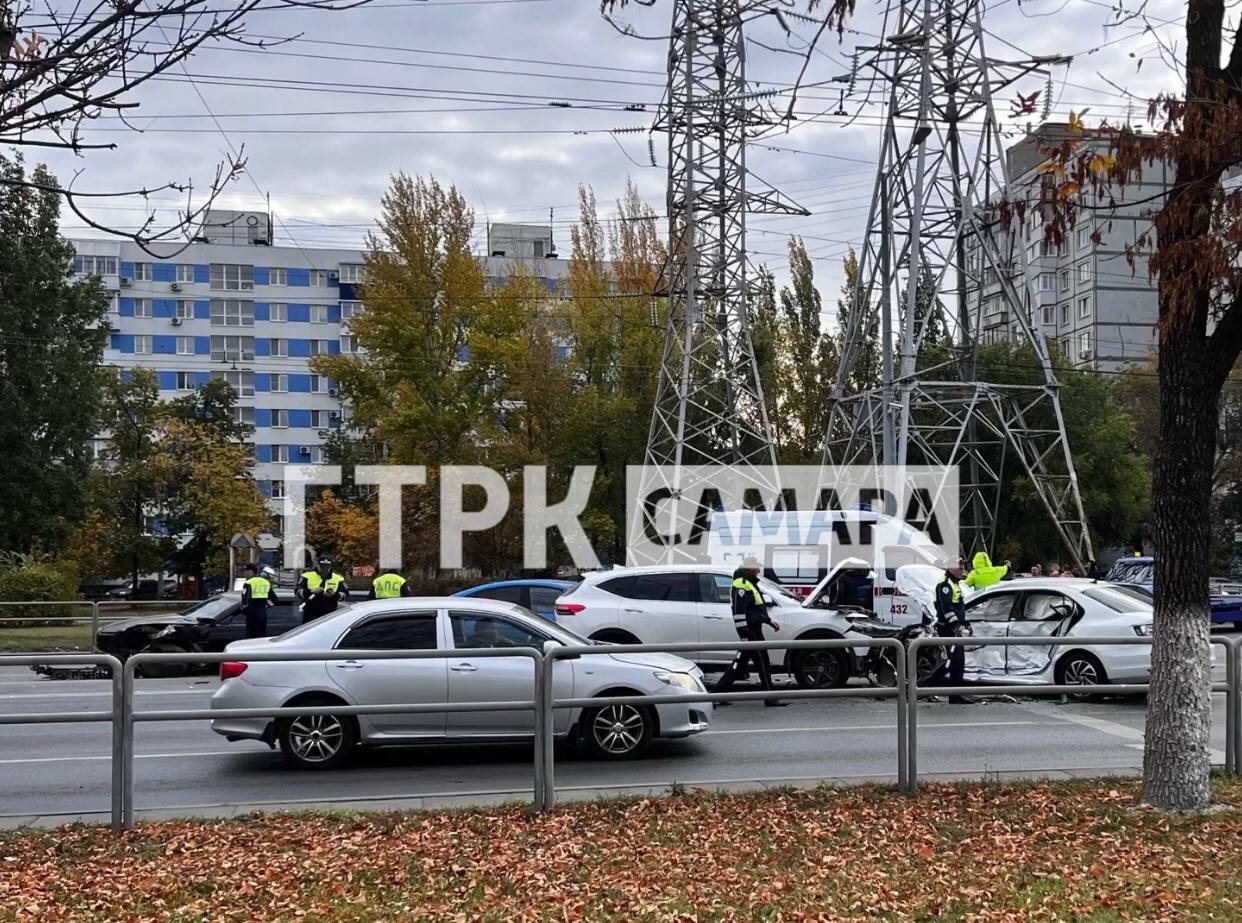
left=302, top=570, right=345, bottom=593
left=244, top=576, right=271, bottom=599
left=372, top=572, right=406, bottom=599
left=731, top=576, right=763, bottom=605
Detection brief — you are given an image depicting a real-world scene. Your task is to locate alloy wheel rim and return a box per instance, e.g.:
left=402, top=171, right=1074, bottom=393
left=289, top=714, right=345, bottom=762
left=592, top=705, right=644, bottom=753
left=805, top=652, right=839, bottom=686
left=1065, top=659, right=1097, bottom=685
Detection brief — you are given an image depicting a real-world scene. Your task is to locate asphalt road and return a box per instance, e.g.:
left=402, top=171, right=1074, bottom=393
left=0, top=663, right=1232, bottom=827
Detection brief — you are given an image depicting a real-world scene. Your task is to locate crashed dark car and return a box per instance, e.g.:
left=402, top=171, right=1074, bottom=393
left=32, top=593, right=303, bottom=678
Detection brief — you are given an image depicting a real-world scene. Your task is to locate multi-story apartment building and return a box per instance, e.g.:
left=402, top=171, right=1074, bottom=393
left=72, top=212, right=570, bottom=535
left=967, top=122, right=1170, bottom=370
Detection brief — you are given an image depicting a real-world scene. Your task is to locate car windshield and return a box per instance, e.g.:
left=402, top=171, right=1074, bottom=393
left=1083, top=587, right=1153, bottom=613
left=757, top=577, right=803, bottom=603
left=1107, top=560, right=1154, bottom=585
left=179, top=596, right=237, bottom=620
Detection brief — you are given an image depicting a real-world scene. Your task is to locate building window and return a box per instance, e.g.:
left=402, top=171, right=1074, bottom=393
left=271, top=409, right=289, bottom=429
left=310, top=374, right=330, bottom=394
left=309, top=269, right=331, bottom=287
left=210, top=263, right=254, bottom=291
left=1059, top=303, right=1069, bottom=326
left=233, top=406, right=256, bottom=426
left=1059, top=269, right=1070, bottom=292
left=269, top=302, right=287, bottom=322
left=209, top=335, right=255, bottom=362
left=309, top=304, right=328, bottom=324
left=340, top=334, right=357, bottom=354
left=1079, top=331, right=1091, bottom=358
left=1043, top=305, right=1054, bottom=326
left=270, top=480, right=286, bottom=499
left=1078, top=294, right=1092, bottom=319
left=338, top=264, right=365, bottom=284
left=134, top=335, right=152, bottom=354
left=211, top=369, right=255, bottom=397
left=340, top=301, right=362, bottom=321
left=1076, top=261, right=1092, bottom=283
left=133, top=298, right=152, bottom=318
left=132, top=262, right=153, bottom=282
left=210, top=299, right=255, bottom=327
left=269, top=267, right=287, bottom=287
left=270, top=373, right=288, bottom=393
left=272, top=445, right=289, bottom=463
left=270, top=338, right=288, bottom=358
left=176, top=336, right=194, bottom=356
left=1076, top=226, right=1091, bottom=250
left=174, top=300, right=193, bottom=319
left=108, top=295, right=119, bottom=314
left=175, top=371, right=194, bottom=391
left=73, top=255, right=118, bottom=276
left=1038, top=273, right=1054, bottom=292
left=311, top=409, right=336, bottom=428
left=308, top=339, right=330, bottom=356
left=175, top=264, right=195, bottom=283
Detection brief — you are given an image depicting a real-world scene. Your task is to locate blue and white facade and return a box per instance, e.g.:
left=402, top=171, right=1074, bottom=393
left=72, top=213, right=572, bottom=534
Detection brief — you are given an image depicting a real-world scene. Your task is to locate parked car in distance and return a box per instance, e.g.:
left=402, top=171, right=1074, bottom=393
left=104, top=578, right=181, bottom=601
left=97, top=593, right=303, bottom=676
left=211, top=597, right=709, bottom=768
left=452, top=579, right=574, bottom=621
left=553, top=562, right=873, bottom=688
left=1106, top=556, right=1242, bottom=626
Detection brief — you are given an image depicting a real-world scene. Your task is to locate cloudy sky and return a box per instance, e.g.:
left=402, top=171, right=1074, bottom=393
left=34, top=0, right=1190, bottom=299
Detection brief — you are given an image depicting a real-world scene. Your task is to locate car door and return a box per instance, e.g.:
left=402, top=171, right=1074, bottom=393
left=204, top=607, right=248, bottom=650
left=963, top=592, right=1017, bottom=678
left=327, top=610, right=448, bottom=737
left=695, top=572, right=739, bottom=667
left=446, top=610, right=573, bottom=736
left=615, top=572, right=699, bottom=655
left=1006, top=592, right=1075, bottom=678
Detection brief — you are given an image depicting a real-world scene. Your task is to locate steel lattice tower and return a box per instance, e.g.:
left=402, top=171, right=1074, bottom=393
left=823, top=0, right=1094, bottom=568
left=628, top=0, right=806, bottom=563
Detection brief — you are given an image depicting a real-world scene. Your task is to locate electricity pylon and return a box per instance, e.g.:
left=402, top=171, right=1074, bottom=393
left=628, top=0, right=807, bottom=564
left=822, top=0, right=1093, bottom=568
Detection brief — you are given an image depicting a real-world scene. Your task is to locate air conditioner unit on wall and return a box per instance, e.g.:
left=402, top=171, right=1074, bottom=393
left=119, top=277, right=132, bottom=287
left=170, top=282, right=181, bottom=292
left=298, top=446, right=311, bottom=456
left=1079, top=348, right=1094, bottom=360
left=170, top=317, right=182, bottom=326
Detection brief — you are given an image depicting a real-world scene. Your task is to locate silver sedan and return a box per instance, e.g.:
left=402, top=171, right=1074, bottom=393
left=210, top=597, right=711, bottom=768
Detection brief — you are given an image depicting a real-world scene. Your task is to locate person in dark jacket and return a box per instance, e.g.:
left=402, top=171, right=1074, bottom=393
left=927, top=558, right=971, bottom=704
left=240, top=563, right=279, bottom=638
left=711, top=557, right=787, bottom=707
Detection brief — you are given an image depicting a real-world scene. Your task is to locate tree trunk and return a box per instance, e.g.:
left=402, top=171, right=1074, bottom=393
left=1141, top=313, right=1219, bottom=810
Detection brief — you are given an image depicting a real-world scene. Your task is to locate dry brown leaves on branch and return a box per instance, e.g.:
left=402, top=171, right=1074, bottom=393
left=3, top=779, right=1242, bottom=921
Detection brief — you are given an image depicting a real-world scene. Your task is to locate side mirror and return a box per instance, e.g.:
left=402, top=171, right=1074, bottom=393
left=543, top=638, right=580, bottom=660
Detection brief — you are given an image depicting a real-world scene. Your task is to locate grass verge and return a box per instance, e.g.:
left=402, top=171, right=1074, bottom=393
left=3, top=778, right=1242, bottom=921
left=0, top=624, right=93, bottom=653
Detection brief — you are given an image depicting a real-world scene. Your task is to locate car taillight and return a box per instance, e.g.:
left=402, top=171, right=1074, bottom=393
left=220, top=661, right=248, bottom=680
left=556, top=603, right=585, bottom=616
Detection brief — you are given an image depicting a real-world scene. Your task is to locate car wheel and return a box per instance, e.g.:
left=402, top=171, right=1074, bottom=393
left=133, top=643, right=195, bottom=678
left=590, top=630, right=641, bottom=646
left=1058, top=652, right=1107, bottom=701
left=791, top=648, right=850, bottom=689
left=278, top=705, right=358, bottom=770
left=580, top=701, right=654, bottom=760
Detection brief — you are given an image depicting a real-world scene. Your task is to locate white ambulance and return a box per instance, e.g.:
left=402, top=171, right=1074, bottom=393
left=705, top=509, right=944, bottom=625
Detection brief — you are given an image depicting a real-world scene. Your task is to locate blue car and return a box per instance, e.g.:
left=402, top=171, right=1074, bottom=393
left=1106, top=556, right=1242, bottom=626
left=451, top=579, right=575, bottom=621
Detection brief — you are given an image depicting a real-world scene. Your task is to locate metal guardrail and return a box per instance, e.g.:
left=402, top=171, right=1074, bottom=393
left=6, top=634, right=1242, bottom=829
left=0, top=599, right=209, bottom=655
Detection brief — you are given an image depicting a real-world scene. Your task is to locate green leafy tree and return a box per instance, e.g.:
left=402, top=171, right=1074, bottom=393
left=0, top=155, right=109, bottom=554
left=836, top=249, right=881, bottom=392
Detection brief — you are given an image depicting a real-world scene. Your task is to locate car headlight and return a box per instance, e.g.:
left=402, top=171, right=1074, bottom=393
left=151, top=625, right=176, bottom=640
left=1132, top=624, right=1153, bottom=637
left=654, top=670, right=701, bottom=691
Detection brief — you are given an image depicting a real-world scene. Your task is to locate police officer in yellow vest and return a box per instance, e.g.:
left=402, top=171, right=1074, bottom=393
left=297, top=556, right=349, bottom=625
left=368, top=567, right=412, bottom=600
left=711, top=557, right=787, bottom=707
left=928, top=558, right=971, bottom=704
left=240, top=563, right=279, bottom=638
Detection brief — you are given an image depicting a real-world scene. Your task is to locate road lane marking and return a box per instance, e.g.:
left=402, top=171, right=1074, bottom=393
left=1017, top=702, right=1228, bottom=763
left=705, top=720, right=1051, bottom=736
left=0, top=750, right=246, bottom=766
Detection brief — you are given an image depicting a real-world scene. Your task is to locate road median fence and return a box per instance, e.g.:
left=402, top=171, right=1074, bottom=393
left=1, top=635, right=1238, bottom=832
